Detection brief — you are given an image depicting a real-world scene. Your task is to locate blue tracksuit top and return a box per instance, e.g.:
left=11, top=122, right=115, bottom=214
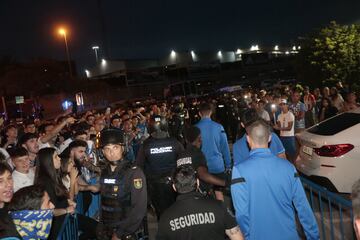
left=233, top=132, right=285, bottom=166
left=196, top=117, right=231, bottom=174
left=231, top=148, right=319, bottom=240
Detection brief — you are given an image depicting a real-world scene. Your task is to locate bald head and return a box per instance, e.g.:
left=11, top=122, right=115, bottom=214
left=246, top=119, right=271, bottom=149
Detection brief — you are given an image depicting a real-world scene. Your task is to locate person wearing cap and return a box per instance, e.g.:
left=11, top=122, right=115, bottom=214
left=136, top=115, right=184, bottom=219
left=94, top=128, right=147, bottom=240
left=231, top=119, right=319, bottom=240
left=232, top=109, right=286, bottom=166
left=273, top=99, right=296, bottom=163
left=19, top=132, right=39, bottom=167
left=157, top=165, right=244, bottom=240
left=196, top=102, right=231, bottom=201
left=177, top=126, right=226, bottom=196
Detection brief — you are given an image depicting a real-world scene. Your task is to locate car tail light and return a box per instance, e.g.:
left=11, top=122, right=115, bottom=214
left=314, top=144, right=354, bottom=157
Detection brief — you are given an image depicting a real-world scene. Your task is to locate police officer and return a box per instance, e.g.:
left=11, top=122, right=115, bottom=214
left=136, top=115, right=184, bottom=219
left=196, top=102, right=231, bottom=201
left=168, top=102, right=187, bottom=145
left=157, top=165, right=244, bottom=240
left=96, top=128, right=147, bottom=240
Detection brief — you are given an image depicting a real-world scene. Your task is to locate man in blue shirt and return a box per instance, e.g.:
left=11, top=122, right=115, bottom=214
left=233, top=108, right=285, bottom=166
left=231, top=119, right=319, bottom=240
left=196, top=102, right=231, bottom=201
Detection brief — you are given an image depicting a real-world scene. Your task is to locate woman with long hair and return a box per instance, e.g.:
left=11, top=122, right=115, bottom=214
left=36, top=148, right=97, bottom=239
left=36, top=148, right=73, bottom=211
left=60, top=156, right=79, bottom=201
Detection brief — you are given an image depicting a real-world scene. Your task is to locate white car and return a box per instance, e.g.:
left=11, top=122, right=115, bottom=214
left=296, top=108, right=360, bottom=193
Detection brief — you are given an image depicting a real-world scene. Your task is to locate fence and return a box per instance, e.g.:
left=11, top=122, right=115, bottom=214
left=301, top=177, right=355, bottom=240
left=57, top=214, right=79, bottom=240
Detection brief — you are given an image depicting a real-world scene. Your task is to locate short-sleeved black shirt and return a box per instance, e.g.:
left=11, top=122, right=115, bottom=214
left=157, top=192, right=238, bottom=240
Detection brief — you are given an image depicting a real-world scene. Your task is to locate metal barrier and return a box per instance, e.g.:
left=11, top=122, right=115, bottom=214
left=301, top=176, right=355, bottom=240
left=56, top=214, right=79, bottom=240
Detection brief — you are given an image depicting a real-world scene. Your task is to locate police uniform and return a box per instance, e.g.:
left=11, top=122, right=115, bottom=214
left=231, top=148, right=319, bottom=240
left=157, top=191, right=238, bottom=240
left=98, top=160, right=147, bottom=240
left=136, top=135, right=184, bottom=218
left=169, top=109, right=187, bottom=145
left=97, top=128, right=147, bottom=240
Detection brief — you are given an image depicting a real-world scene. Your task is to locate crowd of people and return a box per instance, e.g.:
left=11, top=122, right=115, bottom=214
left=0, top=81, right=359, bottom=240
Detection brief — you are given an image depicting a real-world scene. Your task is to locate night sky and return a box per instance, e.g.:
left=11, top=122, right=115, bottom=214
left=0, top=0, right=359, bottom=72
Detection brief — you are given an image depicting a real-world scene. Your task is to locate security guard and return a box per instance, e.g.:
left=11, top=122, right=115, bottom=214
left=157, top=165, right=244, bottom=240
left=231, top=119, right=319, bottom=240
left=96, top=128, right=147, bottom=240
left=177, top=126, right=226, bottom=197
left=136, top=115, right=184, bottom=219
left=196, top=102, right=231, bottom=201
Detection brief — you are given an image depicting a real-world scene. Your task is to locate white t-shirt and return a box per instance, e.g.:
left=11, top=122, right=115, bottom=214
left=12, top=168, right=35, bottom=192
left=258, top=110, right=270, bottom=122
left=277, top=111, right=295, bottom=137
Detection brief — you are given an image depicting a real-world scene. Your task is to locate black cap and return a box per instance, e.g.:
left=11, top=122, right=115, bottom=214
left=97, top=128, right=125, bottom=148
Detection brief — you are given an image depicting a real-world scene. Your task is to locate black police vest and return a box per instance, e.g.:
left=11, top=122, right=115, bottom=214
left=143, top=137, right=178, bottom=177
left=100, top=163, right=132, bottom=226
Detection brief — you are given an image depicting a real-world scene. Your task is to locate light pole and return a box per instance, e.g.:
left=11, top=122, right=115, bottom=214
left=92, top=46, right=99, bottom=63
left=58, top=28, right=73, bottom=78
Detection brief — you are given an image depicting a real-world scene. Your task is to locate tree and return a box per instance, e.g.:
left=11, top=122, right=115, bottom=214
left=297, top=21, right=360, bottom=87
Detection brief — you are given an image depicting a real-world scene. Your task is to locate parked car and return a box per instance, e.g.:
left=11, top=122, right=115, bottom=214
left=296, top=108, right=360, bottom=193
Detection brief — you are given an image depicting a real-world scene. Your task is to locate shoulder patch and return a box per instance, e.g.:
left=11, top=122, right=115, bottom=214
left=231, top=177, right=246, bottom=185
left=133, top=178, right=143, bottom=189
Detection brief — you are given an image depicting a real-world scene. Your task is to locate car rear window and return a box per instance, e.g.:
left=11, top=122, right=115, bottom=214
left=308, top=113, right=360, bottom=136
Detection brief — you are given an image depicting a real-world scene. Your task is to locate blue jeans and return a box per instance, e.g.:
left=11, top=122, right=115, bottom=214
left=280, top=136, right=296, bottom=159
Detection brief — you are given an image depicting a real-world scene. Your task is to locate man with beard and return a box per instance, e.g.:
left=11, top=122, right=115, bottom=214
left=66, top=140, right=97, bottom=213
left=19, top=133, right=39, bottom=167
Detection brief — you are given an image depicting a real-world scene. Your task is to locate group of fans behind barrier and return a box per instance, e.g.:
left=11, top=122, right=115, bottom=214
left=1, top=82, right=360, bottom=239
